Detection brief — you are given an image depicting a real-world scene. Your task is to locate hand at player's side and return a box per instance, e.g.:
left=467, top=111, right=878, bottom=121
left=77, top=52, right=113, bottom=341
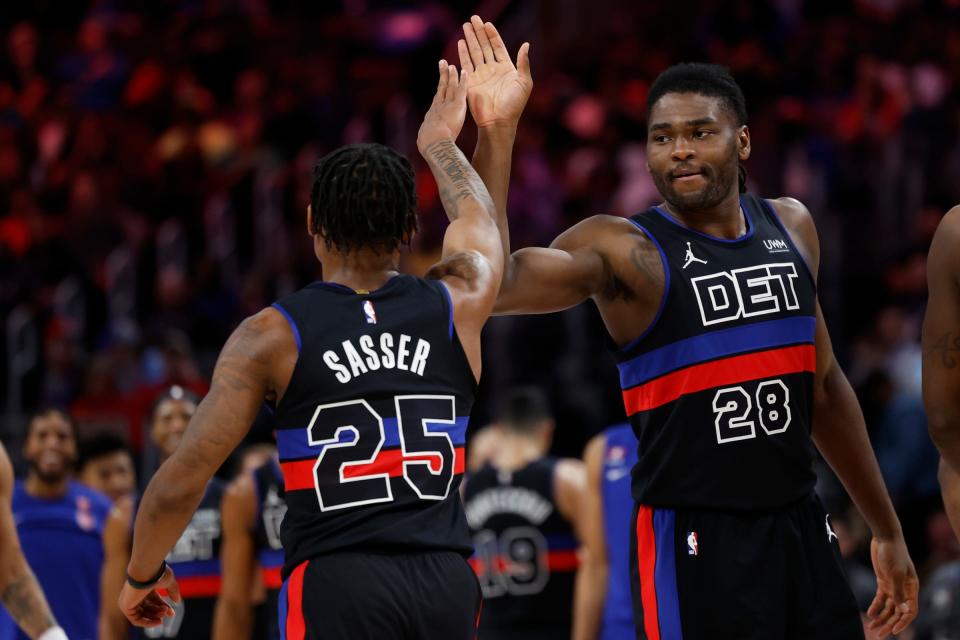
left=866, top=536, right=918, bottom=637
left=118, top=565, right=181, bottom=628
left=417, top=60, right=468, bottom=153
left=458, top=15, right=532, bottom=129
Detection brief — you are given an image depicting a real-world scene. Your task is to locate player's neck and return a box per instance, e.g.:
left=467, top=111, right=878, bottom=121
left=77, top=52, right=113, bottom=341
left=320, top=249, right=401, bottom=293
left=24, top=473, right=69, bottom=499
left=492, top=435, right=544, bottom=471
left=662, top=189, right=745, bottom=240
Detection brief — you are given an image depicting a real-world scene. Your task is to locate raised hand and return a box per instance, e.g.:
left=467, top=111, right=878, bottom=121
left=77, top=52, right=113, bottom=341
left=866, top=536, right=919, bottom=638
left=458, top=15, right=532, bottom=129
left=417, top=60, right=469, bottom=153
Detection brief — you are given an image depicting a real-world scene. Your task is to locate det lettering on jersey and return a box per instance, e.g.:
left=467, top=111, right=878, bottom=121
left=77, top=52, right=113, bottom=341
left=323, top=332, right=431, bottom=383
left=167, top=509, right=220, bottom=563
left=691, top=262, right=799, bottom=327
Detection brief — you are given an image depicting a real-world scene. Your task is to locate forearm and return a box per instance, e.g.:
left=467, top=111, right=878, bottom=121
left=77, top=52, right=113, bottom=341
left=812, top=369, right=901, bottom=540
left=128, top=461, right=207, bottom=579
left=0, top=554, right=57, bottom=639
left=213, top=595, right=252, bottom=640
left=421, top=139, right=495, bottom=222
left=572, top=557, right=607, bottom=640
left=926, top=406, right=960, bottom=470
left=99, top=605, right=128, bottom=640
left=472, top=124, right=516, bottom=268
left=940, top=458, right=960, bottom=536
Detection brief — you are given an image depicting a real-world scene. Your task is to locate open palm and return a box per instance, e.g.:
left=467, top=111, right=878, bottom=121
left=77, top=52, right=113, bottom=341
left=458, top=16, right=532, bottom=129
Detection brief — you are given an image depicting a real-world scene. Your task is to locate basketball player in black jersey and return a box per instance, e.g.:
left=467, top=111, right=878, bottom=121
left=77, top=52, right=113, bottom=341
left=463, top=387, right=586, bottom=639
left=118, top=50, right=531, bottom=640
left=103, top=387, right=225, bottom=640
left=457, top=18, right=916, bottom=639
left=923, top=204, right=960, bottom=539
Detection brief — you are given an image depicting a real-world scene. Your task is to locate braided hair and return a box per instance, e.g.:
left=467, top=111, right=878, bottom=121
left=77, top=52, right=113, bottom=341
left=309, top=143, right=419, bottom=254
left=647, top=63, right=750, bottom=193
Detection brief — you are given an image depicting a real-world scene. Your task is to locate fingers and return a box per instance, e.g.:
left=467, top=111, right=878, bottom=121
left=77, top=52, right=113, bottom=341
left=462, top=20, right=484, bottom=69
left=471, top=15, right=495, bottom=63
left=454, top=69, right=469, bottom=101
left=457, top=40, right=474, bottom=73
left=162, top=574, right=182, bottom=604
left=437, top=59, right=450, bottom=102
left=890, top=601, right=916, bottom=635
left=866, top=596, right=896, bottom=636
left=866, top=590, right=884, bottom=619
left=483, top=21, right=509, bottom=62
left=516, top=42, right=532, bottom=81
left=445, top=63, right=459, bottom=101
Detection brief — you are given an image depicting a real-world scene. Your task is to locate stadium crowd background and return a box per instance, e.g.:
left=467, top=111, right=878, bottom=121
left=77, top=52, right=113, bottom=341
left=0, top=0, right=958, bottom=636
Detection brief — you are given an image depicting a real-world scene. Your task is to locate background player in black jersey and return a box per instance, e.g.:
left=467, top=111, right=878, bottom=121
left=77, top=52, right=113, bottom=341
left=923, top=204, right=960, bottom=539
left=212, top=449, right=285, bottom=640
left=102, top=387, right=225, bottom=640
left=118, top=46, right=531, bottom=639
left=463, top=387, right=586, bottom=639
left=458, top=18, right=916, bottom=639
left=0, top=442, right=67, bottom=640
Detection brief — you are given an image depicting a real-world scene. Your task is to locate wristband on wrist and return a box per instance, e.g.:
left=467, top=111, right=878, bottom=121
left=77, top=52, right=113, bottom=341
left=126, top=560, right=167, bottom=589
left=37, top=626, right=68, bottom=640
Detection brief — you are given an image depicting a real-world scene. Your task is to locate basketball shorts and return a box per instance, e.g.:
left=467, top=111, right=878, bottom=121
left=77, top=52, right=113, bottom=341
left=279, top=550, right=481, bottom=640
left=629, top=494, right=864, bottom=640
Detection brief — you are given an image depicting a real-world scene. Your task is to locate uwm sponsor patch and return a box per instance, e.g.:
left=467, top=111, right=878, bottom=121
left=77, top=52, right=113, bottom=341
left=691, top=262, right=800, bottom=327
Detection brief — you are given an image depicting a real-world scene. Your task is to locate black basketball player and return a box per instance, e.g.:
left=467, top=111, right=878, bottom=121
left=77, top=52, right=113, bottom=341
left=118, top=52, right=530, bottom=640
left=458, top=18, right=916, bottom=639
left=463, top=387, right=586, bottom=639
left=923, top=204, right=960, bottom=538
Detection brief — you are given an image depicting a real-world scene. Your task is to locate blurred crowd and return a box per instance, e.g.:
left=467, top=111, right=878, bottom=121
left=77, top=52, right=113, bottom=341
left=0, top=0, right=959, bottom=637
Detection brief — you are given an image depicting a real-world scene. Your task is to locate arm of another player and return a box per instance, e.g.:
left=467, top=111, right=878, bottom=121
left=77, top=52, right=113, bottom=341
left=773, top=197, right=918, bottom=637
left=119, top=308, right=291, bottom=627
left=572, top=435, right=608, bottom=640
left=212, top=474, right=258, bottom=640
left=99, top=499, right=134, bottom=640
left=0, top=444, right=62, bottom=640
left=418, top=60, right=501, bottom=380
left=922, top=205, right=960, bottom=536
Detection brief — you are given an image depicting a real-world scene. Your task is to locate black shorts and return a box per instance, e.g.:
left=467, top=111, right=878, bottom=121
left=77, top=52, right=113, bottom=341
left=279, top=550, right=481, bottom=640
left=629, top=494, right=864, bottom=640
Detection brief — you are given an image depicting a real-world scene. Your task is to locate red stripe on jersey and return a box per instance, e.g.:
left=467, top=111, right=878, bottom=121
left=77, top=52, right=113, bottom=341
left=172, top=575, right=221, bottom=599
left=546, top=549, right=580, bottom=572
left=622, top=344, right=816, bottom=415
left=262, top=566, right=283, bottom=590
left=285, top=562, right=307, bottom=640
left=280, top=447, right=465, bottom=492
left=636, top=506, right=660, bottom=640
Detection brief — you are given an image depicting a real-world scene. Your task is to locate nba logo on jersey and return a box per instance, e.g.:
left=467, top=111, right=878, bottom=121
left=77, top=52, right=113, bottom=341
left=363, top=300, right=377, bottom=324
left=687, top=531, right=699, bottom=556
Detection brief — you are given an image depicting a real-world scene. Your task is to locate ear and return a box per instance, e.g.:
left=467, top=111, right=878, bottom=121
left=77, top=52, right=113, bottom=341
left=738, top=125, right=751, bottom=162
left=306, top=205, right=315, bottom=236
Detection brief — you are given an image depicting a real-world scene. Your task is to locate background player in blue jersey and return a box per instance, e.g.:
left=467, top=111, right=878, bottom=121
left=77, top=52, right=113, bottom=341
left=100, top=387, right=224, bottom=640
left=922, top=204, right=960, bottom=540
left=0, top=409, right=111, bottom=640
left=117, top=41, right=530, bottom=640
left=458, top=18, right=918, bottom=638
left=212, top=448, right=285, bottom=640
left=0, top=441, right=67, bottom=640
left=574, top=423, right=638, bottom=640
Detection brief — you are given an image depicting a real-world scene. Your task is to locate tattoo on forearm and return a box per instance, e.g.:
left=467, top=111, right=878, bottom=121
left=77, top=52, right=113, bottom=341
left=927, top=331, right=960, bottom=368
left=1, top=571, right=56, bottom=635
left=424, top=139, right=494, bottom=219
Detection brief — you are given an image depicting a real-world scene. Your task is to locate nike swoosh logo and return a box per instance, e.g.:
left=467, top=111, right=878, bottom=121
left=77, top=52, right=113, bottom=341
left=605, top=468, right=631, bottom=482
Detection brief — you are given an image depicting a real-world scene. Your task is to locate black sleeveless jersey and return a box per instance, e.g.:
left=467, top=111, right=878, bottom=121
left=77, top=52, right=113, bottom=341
left=140, top=479, right=224, bottom=639
left=272, top=275, right=476, bottom=578
left=463, top=458, right=579, bottom=634
left=615, top=194, right=818, bottom=510
left=251, top=459, right=285, bottom=640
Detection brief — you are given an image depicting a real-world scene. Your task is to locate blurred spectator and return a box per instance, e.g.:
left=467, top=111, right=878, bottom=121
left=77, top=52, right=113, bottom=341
left=76, top=432, right=135, bottom=503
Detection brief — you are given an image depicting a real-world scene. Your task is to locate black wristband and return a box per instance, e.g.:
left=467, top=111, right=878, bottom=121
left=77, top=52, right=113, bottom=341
left=126, top=561, right=167, bottom=589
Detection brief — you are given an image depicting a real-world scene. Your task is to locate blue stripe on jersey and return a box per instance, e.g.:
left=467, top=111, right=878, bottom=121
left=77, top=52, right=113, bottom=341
left=276, top=416, right=470, bottom=461
left=653, top=509, right=683, bottom=640
left=169, top=558, right=220, bottom=578
left=545, top=532, right=579, bottom=551
left=271, top=303, right=302, bottom=352
left=259, top=548, right=285, bottom=569
left=617, top=315, right=816, bottom=389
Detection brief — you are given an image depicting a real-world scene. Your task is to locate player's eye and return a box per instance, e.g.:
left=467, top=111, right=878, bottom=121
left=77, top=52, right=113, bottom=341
left=653, top=135, right=670, bottom=144
left=694, top=130, right=712, bottom=139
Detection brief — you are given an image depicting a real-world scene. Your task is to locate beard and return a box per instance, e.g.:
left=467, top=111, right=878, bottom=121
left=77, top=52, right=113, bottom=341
left=28, top=457, right=72, bottom=484
left=652, top=153, right=740, bottom=214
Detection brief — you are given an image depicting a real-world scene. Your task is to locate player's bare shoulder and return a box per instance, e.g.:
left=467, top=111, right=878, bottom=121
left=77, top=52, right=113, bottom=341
left=767, top=197, right=820, bottom=274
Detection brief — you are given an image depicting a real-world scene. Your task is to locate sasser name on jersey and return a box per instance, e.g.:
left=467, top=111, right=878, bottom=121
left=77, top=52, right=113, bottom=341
left=322, top=332, right=431, bottom=383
